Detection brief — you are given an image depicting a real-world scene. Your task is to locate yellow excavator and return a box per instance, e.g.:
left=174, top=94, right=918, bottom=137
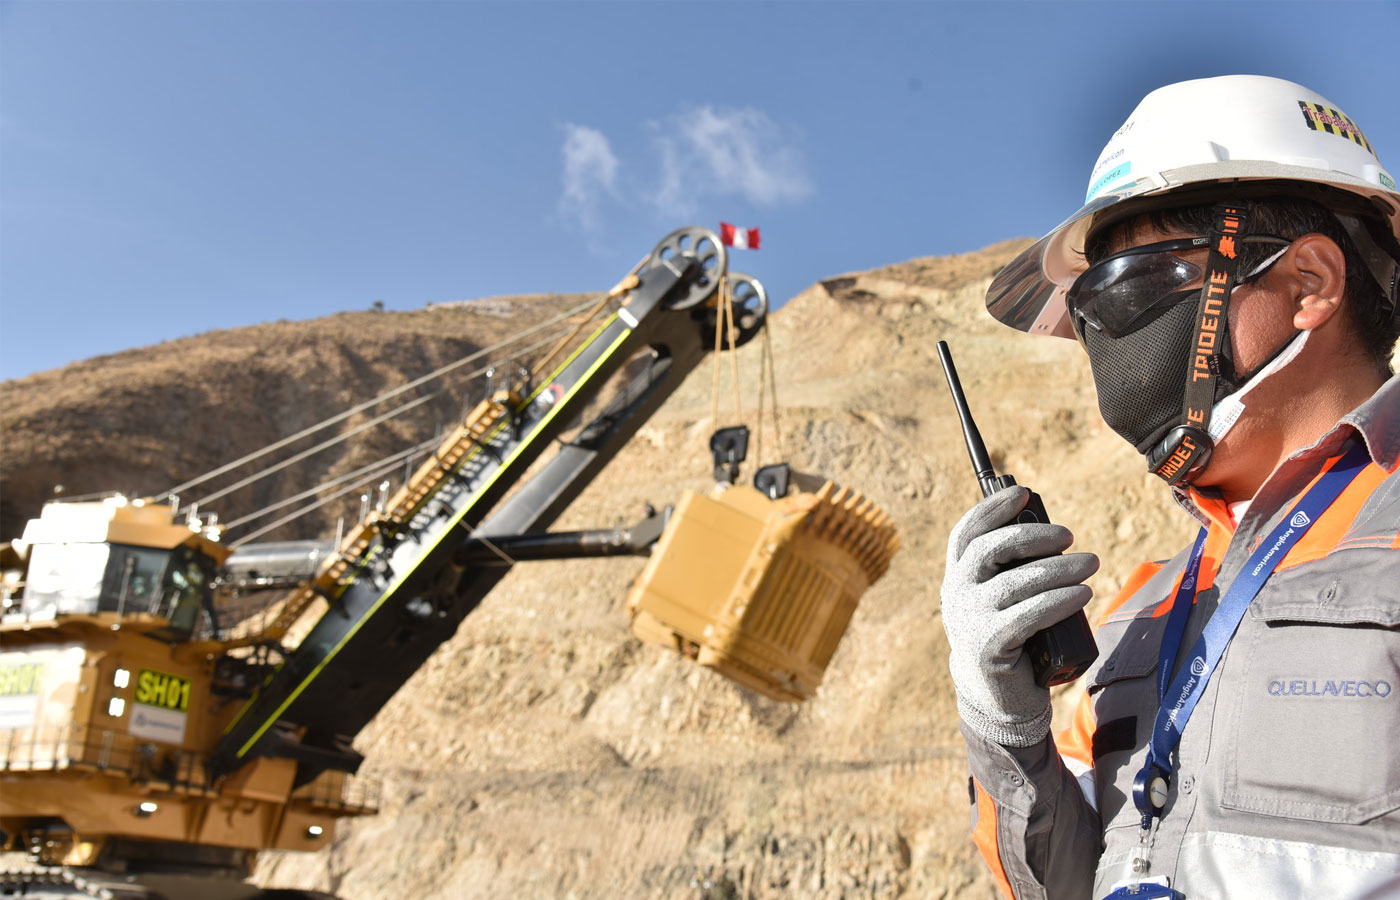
left=0, top=227, right=899, bottom=899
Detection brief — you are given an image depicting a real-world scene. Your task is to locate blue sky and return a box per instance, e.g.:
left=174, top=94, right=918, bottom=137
left=3, top=1, right=1398, bottom=380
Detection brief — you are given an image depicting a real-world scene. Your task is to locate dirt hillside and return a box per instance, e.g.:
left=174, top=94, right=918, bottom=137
left=0, top=293, right=599, bottom=539
left=0, top=241, right=1199, bottom=899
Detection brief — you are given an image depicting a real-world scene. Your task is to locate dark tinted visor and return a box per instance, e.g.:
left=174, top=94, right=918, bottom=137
left=1067, top=238, right=1206, bottom=337
left=1067, top=235, right=1290, bottom=339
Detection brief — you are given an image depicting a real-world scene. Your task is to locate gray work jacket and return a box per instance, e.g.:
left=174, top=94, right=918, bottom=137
left=960, top=374, right=1400, bottom=899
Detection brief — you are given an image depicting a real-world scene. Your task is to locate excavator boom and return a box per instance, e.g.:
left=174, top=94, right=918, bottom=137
left=211, top=240, right=736, bottom=780
left=1, top=226, right=902, bottom=900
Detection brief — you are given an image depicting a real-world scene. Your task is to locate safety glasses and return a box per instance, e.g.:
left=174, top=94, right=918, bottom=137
left=1067, top=235, right=1292, bottom=339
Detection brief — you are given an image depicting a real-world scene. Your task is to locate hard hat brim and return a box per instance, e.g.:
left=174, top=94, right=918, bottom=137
left=986, top=162, right=1400, bottom=340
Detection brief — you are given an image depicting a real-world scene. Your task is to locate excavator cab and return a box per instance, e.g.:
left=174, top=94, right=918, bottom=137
left=8, top=497, right=227, bottom=642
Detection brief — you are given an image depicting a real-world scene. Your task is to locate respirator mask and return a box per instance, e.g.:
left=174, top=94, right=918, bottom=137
left=1067, top=205, right=1297, bottom=484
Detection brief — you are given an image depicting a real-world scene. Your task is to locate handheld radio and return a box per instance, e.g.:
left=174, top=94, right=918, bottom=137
left=936, top=340, right=1098, bottom=687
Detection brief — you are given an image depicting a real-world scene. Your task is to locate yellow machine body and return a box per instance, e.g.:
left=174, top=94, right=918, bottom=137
left=0, top=234, right=898, bottom=896
left=627, top=482, right=900, bottom=701
left=0, top=499, right=376, bottom=868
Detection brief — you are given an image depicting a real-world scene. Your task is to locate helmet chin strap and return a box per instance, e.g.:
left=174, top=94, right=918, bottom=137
left=1146, top=204, right=1251, bottom=485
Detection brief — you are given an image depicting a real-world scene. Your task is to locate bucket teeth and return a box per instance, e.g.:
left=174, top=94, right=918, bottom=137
left=796, top=481, right=899, bottom=585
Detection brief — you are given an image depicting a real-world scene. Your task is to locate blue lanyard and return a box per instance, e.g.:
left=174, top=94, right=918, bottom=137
left=1132, top=440, right=1372, bottom=822
left=1155, top=527, right=1209, bottom=705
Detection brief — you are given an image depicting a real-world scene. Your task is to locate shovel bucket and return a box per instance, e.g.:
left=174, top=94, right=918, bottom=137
left=626, top=481, right=899, bottom=701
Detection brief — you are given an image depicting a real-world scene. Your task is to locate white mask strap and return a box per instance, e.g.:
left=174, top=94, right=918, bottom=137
left=1241, top=246, right=1290, bottom=281
left=1208, top=329, right=1310, bottom=443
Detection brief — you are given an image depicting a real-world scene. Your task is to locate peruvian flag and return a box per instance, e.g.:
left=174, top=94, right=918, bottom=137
left=720, top=223, right=760, bottom=250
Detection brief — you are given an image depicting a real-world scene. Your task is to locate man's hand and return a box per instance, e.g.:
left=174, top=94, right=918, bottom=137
left=941, top=486, right=1099, bottom=747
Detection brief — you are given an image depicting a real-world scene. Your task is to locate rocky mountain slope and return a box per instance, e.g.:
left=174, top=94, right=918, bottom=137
left=0, top=241, right=1200, bottom=899
left=0, top=293, right=600, bottom=538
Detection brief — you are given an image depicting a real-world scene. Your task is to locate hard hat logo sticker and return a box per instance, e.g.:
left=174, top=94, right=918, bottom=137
left=1298, top=101, right=1375, bottom=156
left=1086, top=162, right=1132, bottom=202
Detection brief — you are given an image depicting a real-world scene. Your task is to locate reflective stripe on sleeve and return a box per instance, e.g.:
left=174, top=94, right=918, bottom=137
left=1056, top=689, right=1099, bottom=813
left=972, top=778, right=1017, bottom=900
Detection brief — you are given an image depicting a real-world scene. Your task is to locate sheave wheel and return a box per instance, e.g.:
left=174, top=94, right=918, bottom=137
left=645, top=226, right=727, bottom=310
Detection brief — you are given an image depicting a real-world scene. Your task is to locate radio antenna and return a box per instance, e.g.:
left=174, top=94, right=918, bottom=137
left=936, top=340, right=1000, bottom=497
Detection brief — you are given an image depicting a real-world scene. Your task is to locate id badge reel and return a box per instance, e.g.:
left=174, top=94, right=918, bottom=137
left=1102, top=876, right=1183, bottom=899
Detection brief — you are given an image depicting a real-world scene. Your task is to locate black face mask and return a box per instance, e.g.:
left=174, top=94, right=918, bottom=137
left=1081, top=290, right=1203, bottom=454
left=1071, top=238, right=1292, bottom=458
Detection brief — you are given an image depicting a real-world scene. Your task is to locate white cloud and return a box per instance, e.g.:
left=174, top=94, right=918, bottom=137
left=650, top=106, right=812, bottom=218
left=555, top=107, right=812, bottom=236
left=558, top=123, right=620, bottom=230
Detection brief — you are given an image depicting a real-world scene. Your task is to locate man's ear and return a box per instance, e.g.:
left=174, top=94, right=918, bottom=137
left=1285, top=233, right=1347, bottom=331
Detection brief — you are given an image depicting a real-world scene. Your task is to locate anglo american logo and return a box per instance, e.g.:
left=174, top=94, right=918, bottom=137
left=1251, top=523, right=1299, bottom=577
left=1164, top=672, right=1199, bottom=729
left=1162, top=656, right=1212, bottom=730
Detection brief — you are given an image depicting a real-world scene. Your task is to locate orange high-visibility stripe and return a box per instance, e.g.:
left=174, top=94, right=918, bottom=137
left=1055, top=688, right=1097, bottom=771
left=1199, top=523, right=1230, bottom=589
left=1098, top=561, right=1164, bottom=624
left=1105, top=448, right=1378, bottom=624
left=1276, top=459, right=1388, bottom=571
left=1101, top=523, right=1230, bottom=625
left=972, top=779, right=1016, bottom=900
left=1187, top=488, right=1235, bottom=535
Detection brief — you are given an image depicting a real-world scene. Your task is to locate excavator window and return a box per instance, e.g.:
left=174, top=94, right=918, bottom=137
left=19, top=541, right=111, bottom=618
left=15, top=541, right=215, bottom=640
left=162, top=549, right=209, bottom=636
left=142, top=545, right=217, bottom=642
left=98, top=545, right=171, bottom=615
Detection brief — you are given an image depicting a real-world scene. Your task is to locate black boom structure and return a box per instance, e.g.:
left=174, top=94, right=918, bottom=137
left=211, top=229, right=757, bottom=781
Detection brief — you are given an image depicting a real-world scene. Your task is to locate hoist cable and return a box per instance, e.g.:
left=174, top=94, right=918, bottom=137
left=711, top=281, right=725, bottom=432
left=220, top=435, right=440, bottom=532
left=758, top=318, right=785, bottom=464
left=190, top=327, right=569, bottom=509
left=155, top=296, right=604, bottom=502
left=725, top=282, right=743, bottom=424
left=708, top=275, right=745, bottom=429
left=227, top=453, right=412, bottom=549
left=755, top=324, right=767, bottom=467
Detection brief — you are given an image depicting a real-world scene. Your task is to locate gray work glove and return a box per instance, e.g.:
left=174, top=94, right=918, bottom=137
left=941, top=485, right=1099, bottom=748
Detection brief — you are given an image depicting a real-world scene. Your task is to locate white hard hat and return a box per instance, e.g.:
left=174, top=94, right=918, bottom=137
left=988, top=75, right=1400, bottom=339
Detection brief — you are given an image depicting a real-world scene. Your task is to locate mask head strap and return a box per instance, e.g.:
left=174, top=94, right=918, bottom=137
left=1332, top=211, right=1400, bottom=321
left=1147, top=203, right=1250, bottom=485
